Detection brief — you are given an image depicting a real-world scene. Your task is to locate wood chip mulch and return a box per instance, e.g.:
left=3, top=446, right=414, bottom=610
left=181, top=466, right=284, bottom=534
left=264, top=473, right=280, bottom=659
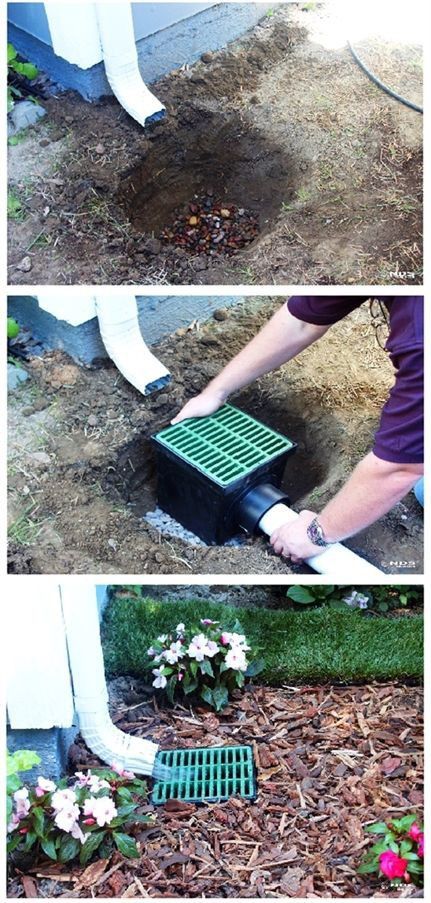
left=8, top=683, right=423, bottom=898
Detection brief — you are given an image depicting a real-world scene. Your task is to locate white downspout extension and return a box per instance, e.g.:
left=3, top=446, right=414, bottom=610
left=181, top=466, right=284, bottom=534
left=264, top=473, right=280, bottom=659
left=60, top=585, right=166, bottom=778
left=259, top=504, right=384, bottom=577
left=95, top=3, right=165, bottom=126
left=95, top=296, right=170, bottom=395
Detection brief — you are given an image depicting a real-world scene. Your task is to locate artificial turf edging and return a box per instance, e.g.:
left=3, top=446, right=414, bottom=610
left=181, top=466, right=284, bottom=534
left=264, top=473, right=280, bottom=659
left=101, top=596, right=423, bottom=684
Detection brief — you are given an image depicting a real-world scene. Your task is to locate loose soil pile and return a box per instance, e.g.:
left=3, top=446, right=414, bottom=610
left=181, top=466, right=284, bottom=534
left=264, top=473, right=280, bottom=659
left=7, top=3, right=422, bottom=285
left=7, top=680, right=423, bottom=898
left=7, top=300, right=423, bottom=575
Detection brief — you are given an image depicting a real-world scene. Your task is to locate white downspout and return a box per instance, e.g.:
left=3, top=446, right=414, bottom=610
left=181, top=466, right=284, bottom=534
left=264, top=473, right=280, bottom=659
left=95, top=295, right=170, bottom=395
left=60, top=585, right=167, bottom=778
left=95, top=3, right=165, bottom=126
left=259, top=504, right=384, bottom=576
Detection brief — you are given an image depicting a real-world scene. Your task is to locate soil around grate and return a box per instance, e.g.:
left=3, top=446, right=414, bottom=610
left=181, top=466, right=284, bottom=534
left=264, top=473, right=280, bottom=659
left=7, top=300, right=423, bottom=575
left=7, top=679, right=423, bottom=898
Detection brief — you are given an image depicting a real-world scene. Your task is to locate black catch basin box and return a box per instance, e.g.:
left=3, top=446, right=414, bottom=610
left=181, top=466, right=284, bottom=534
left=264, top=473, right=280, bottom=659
left=152, top=404, right=296, bottom=544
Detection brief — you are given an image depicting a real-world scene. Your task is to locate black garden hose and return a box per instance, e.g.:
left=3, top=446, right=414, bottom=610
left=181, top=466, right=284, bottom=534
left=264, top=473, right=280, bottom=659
left=348, top=40, right=423, bottom=114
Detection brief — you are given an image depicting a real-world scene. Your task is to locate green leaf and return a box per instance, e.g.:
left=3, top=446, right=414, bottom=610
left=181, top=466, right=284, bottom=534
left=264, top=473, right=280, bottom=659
left=358, top=861, right=378, bottom=874
left=7, top=749, right=41, bottom=775
left=399, top=839, right=413, bottom=856
left=391, top=814, right=417, bottom=832
left=32, top=807, right=45, bottom=838
left=286, top=586, right=315, bottom=604
left=235, top=671, right=245, bottom=688
left=212, top=684, right=229, bottom=712
left=115, top=802, right=138, bottom=818
left=190, top=660, right=198, bottom=677
left=365, top=822, right=388, bottom=834
left=165, top=675, right=177, bottom=704
left=113, top=832, right=140, bottom=859
left=183, top=677, right=198, bottom=695
left=41, top=837, right=58, bottom=860
left=79, top=831, right=106, bottom=866
left=7, top=833, right=23, bottom=853
left=404, top=852, right=420, bottom=861
left=58, top=834, right=81, bottom=863
left=7, top=774, right=22, bottom=794
left=23, top=831, right=37, bottom=852
left=7, top=43, right=18, bottom=62
left=200, top=685, right=214, bottom=707
left=200, top=658, right=214, bottom=678
left=245, top=658, right=265, bottom=677
left=115, top=786, right=133, bottom=802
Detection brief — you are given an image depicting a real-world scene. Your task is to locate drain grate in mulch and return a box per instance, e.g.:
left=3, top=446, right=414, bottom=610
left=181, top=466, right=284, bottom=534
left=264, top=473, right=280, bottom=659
left=160, top=195, right=259, bottom=256
left=152, top=745, right=256, bottom=805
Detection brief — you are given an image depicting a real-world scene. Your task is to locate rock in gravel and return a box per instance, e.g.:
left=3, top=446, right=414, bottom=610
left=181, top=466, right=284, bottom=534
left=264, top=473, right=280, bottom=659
left=144, top=238, right=162, bottom=255
left=201, top=52, right=214, bottom=63
left=9, top=100, right=46, bottom=134
left=29, top=451, right=51, bottom=467
left=16, top=256, right=32, bottom=273
left=7, top=363, right=29, bottom=391
left=95, top=143, right=105, bottom=154
left=87, top=414, right=99, bottom=427
left=213, top=308, right=229, bottom=321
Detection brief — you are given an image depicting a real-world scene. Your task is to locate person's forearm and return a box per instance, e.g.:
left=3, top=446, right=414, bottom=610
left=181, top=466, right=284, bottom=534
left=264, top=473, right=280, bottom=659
left=319, top=452, right=423, bottom=542
left=205, top=304, right=329, bottom=401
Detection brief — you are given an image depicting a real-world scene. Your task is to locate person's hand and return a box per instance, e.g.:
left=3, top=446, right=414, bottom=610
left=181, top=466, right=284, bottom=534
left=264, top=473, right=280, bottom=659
left=270, top=509, right=323, bottom=563
left=171, top=389, right=226, bottom=425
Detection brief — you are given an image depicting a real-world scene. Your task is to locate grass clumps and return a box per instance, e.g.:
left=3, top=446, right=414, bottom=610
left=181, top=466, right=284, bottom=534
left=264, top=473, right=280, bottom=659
left=102, top=596, right=423, bottom=684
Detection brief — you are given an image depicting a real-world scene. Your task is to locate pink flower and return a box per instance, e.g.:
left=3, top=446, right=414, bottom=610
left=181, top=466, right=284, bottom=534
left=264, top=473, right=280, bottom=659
left=417, top=833, right=424, bottom=858
left=178, top=672, right=184, bottom=682
left=408, top=822, right=422, bottom=841
left=220, top=632, right=232, bottom=645
left=201, top=619, right=219, bottom=626
left=7, top=813, right=20, bottom=833
left=379, top=850, right=409, bottom=879
left=83, top=817, right=96, bottom=825
left=111, top=763, right=135, bottom=779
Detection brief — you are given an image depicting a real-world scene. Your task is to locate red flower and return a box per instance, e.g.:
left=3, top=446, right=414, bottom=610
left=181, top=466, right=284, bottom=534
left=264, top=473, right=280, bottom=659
left=417, top=833, right=424, bottom=858
left=408, top=822, right=422, bottom=842
left=379, top=850, right=408, bottom=879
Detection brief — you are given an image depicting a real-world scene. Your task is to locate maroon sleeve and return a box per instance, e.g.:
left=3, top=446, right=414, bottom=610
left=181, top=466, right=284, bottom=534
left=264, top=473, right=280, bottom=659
left=287, top=296, right=370, bottom=325
left=373, top=348, right=423, bottom=464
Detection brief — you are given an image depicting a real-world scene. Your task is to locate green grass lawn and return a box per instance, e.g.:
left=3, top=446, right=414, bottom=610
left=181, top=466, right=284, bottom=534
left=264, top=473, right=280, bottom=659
left=102, top=596, right=423, bottom=684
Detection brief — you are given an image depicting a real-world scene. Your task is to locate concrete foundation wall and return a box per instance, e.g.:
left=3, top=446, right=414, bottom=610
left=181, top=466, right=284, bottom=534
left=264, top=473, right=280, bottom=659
left=8, top=2, right=271, bottom=100
left=7, top=726, right=78, bottom=783
left=8, top=295, right=241, bottom=364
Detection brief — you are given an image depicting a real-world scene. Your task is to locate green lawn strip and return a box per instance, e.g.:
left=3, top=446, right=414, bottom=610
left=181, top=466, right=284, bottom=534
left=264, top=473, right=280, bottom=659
left=101, top=597, right=423, bottom=683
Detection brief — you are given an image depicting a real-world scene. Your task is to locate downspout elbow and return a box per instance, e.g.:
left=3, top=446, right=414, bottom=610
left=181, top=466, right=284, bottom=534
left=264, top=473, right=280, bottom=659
left=95, top=296, right=170, bottom=395
left=95, top=3, right=165, bottom=127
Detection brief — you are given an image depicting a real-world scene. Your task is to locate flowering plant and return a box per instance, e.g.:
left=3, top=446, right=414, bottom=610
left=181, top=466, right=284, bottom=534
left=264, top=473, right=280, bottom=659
left=147, top=619, right=264, bottom=711
left=358, top=814, right=424, bottom=886
left=7, top=750, right=153, bottom=865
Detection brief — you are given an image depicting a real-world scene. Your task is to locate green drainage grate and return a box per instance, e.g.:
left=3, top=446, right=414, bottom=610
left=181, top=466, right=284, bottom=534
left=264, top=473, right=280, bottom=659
left=154, top=404, right=295, bottom=487
left=152, top=745, right=256, bottom=805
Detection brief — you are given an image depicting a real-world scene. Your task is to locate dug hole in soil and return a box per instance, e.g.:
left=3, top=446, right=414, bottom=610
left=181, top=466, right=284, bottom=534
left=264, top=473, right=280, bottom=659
left=7, top=3, right=423, bottom=286
left=7, top=676, right=424, bottom=899
left=7, top=300, right=423, bottom=575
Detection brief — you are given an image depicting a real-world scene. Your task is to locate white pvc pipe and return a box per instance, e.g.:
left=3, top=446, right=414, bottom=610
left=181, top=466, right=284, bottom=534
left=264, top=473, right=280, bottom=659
left=259, top=503, right=384, bottom=577
left=95, top=295, right=170, bottom=395
left=95, top=3, right=165, bottom=127
left=60, top=585, right=163, bottom=778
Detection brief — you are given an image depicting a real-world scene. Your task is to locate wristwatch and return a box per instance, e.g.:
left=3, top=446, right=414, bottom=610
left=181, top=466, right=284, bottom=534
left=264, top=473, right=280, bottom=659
left=306, top=517, right=331, bottom=548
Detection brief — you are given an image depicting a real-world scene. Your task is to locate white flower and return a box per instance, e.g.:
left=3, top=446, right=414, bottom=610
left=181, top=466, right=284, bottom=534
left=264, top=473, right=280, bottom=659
left=51, top=788, right=77, bottom=812
left=229, top=633, right=251, bottom=651
left=71, top=821, right=87, bottom=844
left=188, top=633, right=211, bottom=661
left=200, top=619, right=219, bottom=626
left=176, top=623, right=185, bottom=634
left=225, top=647, right=248, bottom=671
left=8, top=813, right=20, bottom=833
left=37, top=776, right=57, bottom=793
left=90, top=796, right=118, bottom=827
left=164, top=640, right=185, bottom=664
left=54, top=803, right=80, bottom=833
left=157, top=634, right=168, bottom=643
left=13, top=787, right=30, bottom=819
left=205, top=640, right=219, bottom=657
left=88, top=774, right=110, bottom=793
left=152, top=667, right=167, bottom=689
left=83, top=796, right=97, bottom=817
left=147, top=646, right=157, bottom=656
